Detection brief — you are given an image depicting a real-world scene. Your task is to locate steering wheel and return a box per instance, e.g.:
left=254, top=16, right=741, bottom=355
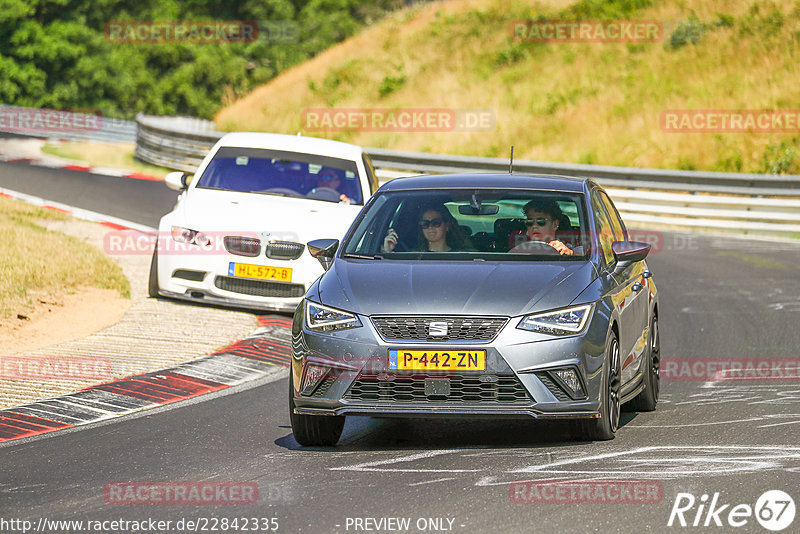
left=306, top=186, right=342, bottom=202
left=509, top=240, right=558, bottom=253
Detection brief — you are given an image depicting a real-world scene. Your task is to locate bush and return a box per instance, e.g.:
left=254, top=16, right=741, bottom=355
left=761, top=141, right=798, bottom=174
left=667, top=17, right=707, bottom=50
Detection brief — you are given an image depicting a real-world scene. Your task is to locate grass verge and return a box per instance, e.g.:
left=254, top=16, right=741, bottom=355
left=41, top=141, right=173, bottom=178
left=0, top=197, right=130, bottom=318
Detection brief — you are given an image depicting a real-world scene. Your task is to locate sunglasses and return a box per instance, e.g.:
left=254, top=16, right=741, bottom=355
left=319, top=174, right=338, bottom=181
left=419, top=217, right=445, bottom=229
left=525, top=218, right=549, bottom=228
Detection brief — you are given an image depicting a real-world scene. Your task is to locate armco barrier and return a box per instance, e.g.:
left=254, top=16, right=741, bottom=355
left=132, top=114, right=800, bottom=235
left=0, top=104, right=137, bottom=143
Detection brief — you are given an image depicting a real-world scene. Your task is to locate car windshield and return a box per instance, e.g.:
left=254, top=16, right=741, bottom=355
left=196, top=147, right=363, bottom=205
left=342, top=189, right=591, bottom=260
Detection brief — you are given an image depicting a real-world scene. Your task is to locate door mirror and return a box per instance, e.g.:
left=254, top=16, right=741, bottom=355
left=307, top=239, right=339, bottom=271
left=611, top=240, right=651, bottom=274
left=165, top=171, right=189, bottom=191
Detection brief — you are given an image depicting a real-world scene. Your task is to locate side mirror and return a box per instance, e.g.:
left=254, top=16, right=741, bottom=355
left=611, top=240, right=651, bottom=274
left=165, top=171, right=189, bottom=191
left=307, top=239, right=339, bottom=271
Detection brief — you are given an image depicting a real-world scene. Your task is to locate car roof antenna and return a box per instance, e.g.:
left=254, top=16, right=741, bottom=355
left=509, top=146, right=514, bottom=174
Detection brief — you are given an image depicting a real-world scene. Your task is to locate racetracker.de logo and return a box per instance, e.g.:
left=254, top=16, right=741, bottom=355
left=105, top=21, right=258, bottom=44
left=302, top=108, right=495, bottom=132
left=660, top=110, right=800, bottom=133
left=509, top=479, right=664, bottom=504
left=510, top=20, right=663, bottom=43
left=661, top=358, right=800, bottom=382
left=0, top=106, right=102, bottom=134
left=0, top=356, right=112, bottom=380
left=105, top=482, right=258, bottom=505
left=103, top=230, right=300, bottom=255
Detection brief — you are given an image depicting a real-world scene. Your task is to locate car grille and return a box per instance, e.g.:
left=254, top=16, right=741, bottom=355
left=214, top=276, right=305, bottom=298
left=266, top=241, right=304, bottom=260
left=344, top=373, right=532, bottom=404
left=371, top=316, right=507, bottom=342
left=224, top=236, right=261, bottom=257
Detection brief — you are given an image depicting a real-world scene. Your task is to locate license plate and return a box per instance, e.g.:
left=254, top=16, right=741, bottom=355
left=228, top=262, right=292, bottom=282
left=388, top=350, right=486, bottom=371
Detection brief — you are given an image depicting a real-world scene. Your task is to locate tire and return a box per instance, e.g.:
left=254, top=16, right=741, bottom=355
left=289, top=373, right=345, bottom=447
left=148, top=247, right=159, bottom=298
left=576, top=332, right=621, bottom=441
left=626, top=315, right=660, bottom=412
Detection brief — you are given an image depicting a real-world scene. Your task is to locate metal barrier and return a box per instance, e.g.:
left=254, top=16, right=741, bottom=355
left=134, top=114, right=800, bottom=235
left=135, top=114, right=223, bottom=172
left=0, top=105, right=137, bottom=143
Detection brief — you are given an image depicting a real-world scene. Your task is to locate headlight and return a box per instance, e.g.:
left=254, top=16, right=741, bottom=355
left=171, top=226, right=211, bottom=247
left=517, top=304, right=593, bottom=335
left=305, top=301, right=362, bottom=332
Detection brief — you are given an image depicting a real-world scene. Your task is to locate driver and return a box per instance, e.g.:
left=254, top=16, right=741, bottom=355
left=311, top=168, right=351, bottom=204
left=522, top=199, right=574, bottom=256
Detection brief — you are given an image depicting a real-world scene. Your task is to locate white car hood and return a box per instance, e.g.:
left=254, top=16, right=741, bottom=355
left=178, top=189, right=361, bottom=244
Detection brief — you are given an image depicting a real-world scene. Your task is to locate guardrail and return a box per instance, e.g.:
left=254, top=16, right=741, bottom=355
left=0, top=105, right=137, bottom=143
left=134, top=114, right=800, bottom=235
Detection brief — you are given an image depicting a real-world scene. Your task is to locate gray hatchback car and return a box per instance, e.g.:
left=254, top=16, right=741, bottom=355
left=290, top=174, right=660, bottom=445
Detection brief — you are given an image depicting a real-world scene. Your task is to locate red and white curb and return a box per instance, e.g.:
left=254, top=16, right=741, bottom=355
left=0, top=186, right=156, bottom=233
left=0, top=315, right=293, bottom=443
left=0, top=153, right=163, bottom=182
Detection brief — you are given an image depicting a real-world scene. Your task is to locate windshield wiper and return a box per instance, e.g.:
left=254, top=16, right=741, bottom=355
left=342, top=253, right=383, bottom=260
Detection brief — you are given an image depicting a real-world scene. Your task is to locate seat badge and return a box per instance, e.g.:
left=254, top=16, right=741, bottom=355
left=428, top=321, right=448, bottom=337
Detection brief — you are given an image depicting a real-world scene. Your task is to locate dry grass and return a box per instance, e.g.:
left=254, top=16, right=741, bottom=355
left=41, top=141, right=172, bottom=178
left=0, top=197, right=130, bottom=317
left=215, top=0, right=800, bottom=174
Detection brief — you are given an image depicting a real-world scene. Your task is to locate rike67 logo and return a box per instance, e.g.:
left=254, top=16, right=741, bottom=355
left=668, top=490, right=795, bottom=531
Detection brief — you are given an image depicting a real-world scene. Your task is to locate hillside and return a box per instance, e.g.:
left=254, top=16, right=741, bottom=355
left=215, top=0, right=800, bottom=174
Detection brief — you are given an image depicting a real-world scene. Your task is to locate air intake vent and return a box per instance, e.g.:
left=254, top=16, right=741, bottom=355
left=265, top=241, right=304, bottom=260
left=344, top=373, right=532, bottom=404
left=224, top=236, right=261, bottom=257
left=535, top=372, right=571, bottom=401
left=172, top=269, right=206, bottom=282
left=214, top=276, right=305, bottom=298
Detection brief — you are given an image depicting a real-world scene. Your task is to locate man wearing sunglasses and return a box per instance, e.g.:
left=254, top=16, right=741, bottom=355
left=311, top=168, right=352, bottom=204
left=521, top=199, right=574, bottom=255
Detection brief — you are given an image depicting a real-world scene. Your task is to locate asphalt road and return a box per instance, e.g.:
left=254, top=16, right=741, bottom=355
left=2, top=162, right=800, bottom=533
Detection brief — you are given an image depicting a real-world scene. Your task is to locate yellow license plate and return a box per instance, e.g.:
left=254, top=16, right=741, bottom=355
left=388, top=350, right=486, bottom=371
left=229, top=262, right=292, bottom=282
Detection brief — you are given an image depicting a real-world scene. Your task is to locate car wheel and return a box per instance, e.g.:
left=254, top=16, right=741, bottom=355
left=626, top=315, right=660, bottom=412
left=148, top=247, right=159, bottom=298
left=289, top=373, right=345, bottom=446
left=576, top=332, right=620, bottom=441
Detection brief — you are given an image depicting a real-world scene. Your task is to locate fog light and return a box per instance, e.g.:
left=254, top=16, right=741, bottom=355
left=552, top=368, right=584, bottom=397
left=301, top=364, right=329, bottom=396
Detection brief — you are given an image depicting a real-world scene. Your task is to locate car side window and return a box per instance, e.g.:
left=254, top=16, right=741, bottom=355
left=599, top=191, right=627, bottom=241
left=591, top=192, right=616, bottom=266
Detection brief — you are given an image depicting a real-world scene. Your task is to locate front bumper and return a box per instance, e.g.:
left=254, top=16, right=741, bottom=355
left=291, top=305, right=610, bottom=420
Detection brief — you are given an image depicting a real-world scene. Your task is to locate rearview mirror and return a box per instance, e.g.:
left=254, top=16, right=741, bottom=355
left=458, top=204, right=499, bottom=215
left=307, top=239, right=339, bottom=271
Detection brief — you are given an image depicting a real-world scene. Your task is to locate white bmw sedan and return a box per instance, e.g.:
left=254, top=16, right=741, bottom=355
left=149, top=132, right=378, bottom=313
